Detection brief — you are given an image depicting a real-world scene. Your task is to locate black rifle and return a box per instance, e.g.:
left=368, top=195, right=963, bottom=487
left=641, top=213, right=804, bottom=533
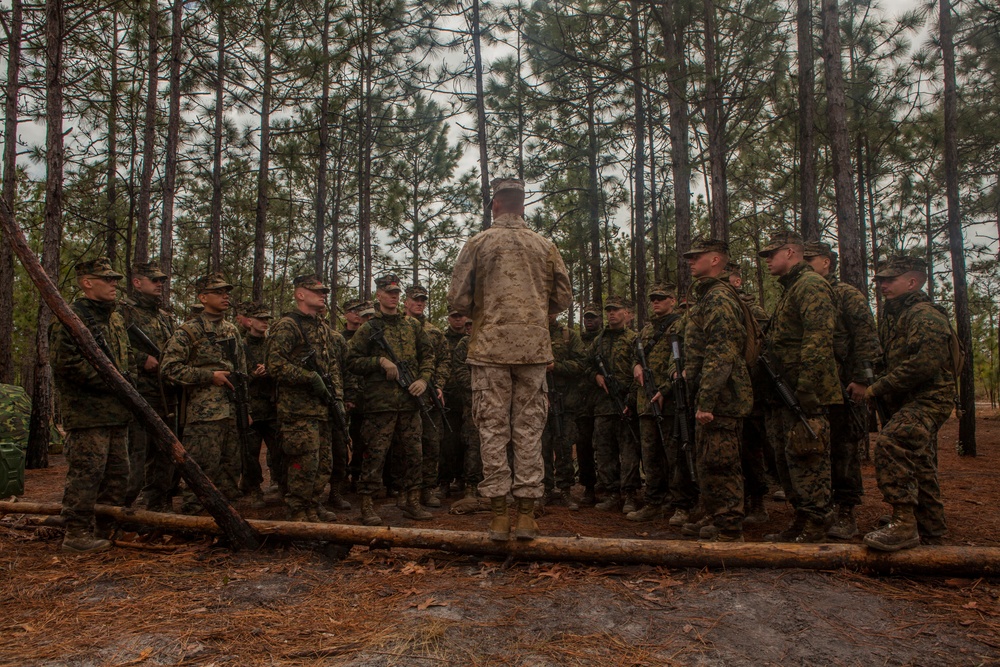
left=298, top=348, right=352, bottom=445
left=547, top=371, right=565, bottom=440
left=369, top=324, right=450, bottom=432
left=668, top=334, right=697, bottom=480
left=80, top=309, right=134, bottom=386
left=861, top=361, right=890, bottom=427
left=759, top=351, right=818, bottom=439
left=220, top=337, right=257, bottom=482
left=127, top=323, right=161, bottom=357
left=594, top=350, right=638, bottom=441
left=635, top=337, right=670, bottom=447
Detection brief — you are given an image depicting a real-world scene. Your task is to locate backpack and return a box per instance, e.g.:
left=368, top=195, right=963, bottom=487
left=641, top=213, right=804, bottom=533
left=706, top=281, right=763, bottom=369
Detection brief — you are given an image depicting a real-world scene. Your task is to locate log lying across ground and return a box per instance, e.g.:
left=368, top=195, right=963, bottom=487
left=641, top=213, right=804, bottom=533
left=2, top=501, right=998, bottom=577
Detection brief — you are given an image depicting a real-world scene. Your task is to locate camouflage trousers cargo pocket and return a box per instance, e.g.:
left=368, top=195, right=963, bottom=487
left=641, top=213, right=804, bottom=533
left=281, top=421, right=321, bottom=457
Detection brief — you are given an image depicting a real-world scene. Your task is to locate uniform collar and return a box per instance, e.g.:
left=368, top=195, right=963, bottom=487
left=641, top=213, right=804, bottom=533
left=778, top=261, right=813, bottom=289
left=492, top=213, right=527, bottom=228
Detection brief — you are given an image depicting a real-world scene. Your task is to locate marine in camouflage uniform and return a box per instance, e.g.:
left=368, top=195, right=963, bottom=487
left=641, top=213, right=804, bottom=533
left=682, top=239, right=753, bottom=541
left=541, top=312, right=587, bottom=508
left=804, top=242, right=880, bottom=539
left=448, top=178, right=574, bottom=541
left=438, top=309, right=470, bottom=497
left=51, top=258, right=131, bottom=553
left=574, top=304, right=603, bottom=506
left=342, top=298, right=369, bottom=490
left=346, top=273, right=435, bottom=526
left=265, top=276, right=344, bottom=522
left=160, top=274, right=247, bottom=514
left=238, top=302, right=283, bottom=509
left=449, top=334, right=482, bottom=491
left=626, top=283, right=683, bottom=523
left=861, top=256, right=955, bottom=551
left=589, top=296, right=641, bottom=513
left=121, top=262, right=178, bottom=511
left=759, top=231, right=842, bottom=543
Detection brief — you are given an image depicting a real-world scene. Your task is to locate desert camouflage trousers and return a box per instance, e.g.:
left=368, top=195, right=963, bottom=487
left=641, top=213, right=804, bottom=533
left=471, top=363, right=547, bottom=500
left=360, top=410, right=422, bottom=496
left=695, top=416, right=745, bottom=531
left=766, top=407, right=831, bottom=522
left=281, top=419, right=333, bottom=512
left=874, top=400, right=951, bottom=538
left=61, top=426, right=129, bottom=531
left=180, top=419, right=240, bottom=513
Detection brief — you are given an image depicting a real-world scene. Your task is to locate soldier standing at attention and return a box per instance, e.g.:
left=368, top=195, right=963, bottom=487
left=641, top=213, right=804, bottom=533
left=448, top=177, right=573, bottom=541
left=575, top=303, right=603, bottom=507
left=160, top=274, right=247, bottom=514
left=439, top=309, right=470, bottom=499
left=541, top=311, right=587, bottom=509
left=448, top=332, right=483, bottom=497
left=859, top=256, right=955, bottom=551
left=264, top=276, right=341, bottom=522
left=51, top=258, right=131, bottom=553
left=758, top=231, right=842, bottom=543
left=628, top=282, right=682, bottom=522
left=121, top=262, right=176, bottom=512
left=346, top=274, right=435, bottom=526
left=681, top=239, right=752, bottom=542
left=342, top=298, right=367, bottom=491
left=589, top=297, right=641, bottom=514
left=803, top=242, right=880, bottom=540
left=239, top=302, right=281, bottom=508
left=403, top=284, right=449, bottom=508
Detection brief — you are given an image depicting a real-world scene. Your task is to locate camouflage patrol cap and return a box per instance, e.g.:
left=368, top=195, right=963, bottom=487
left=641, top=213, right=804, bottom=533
left=375, top=273, right=402, bottom=292
left=188, top=303, right=205, bottom=317
left=448, top=308, right=463, bottom=317
left=342, top=298, right=365, bottom=313
left=604, top=295, right=632, bottom=310
left=133, top=261, right=168, bottom=280
left=648, top=282, right=677, bottom=299
left=406, top=284, right=429, bottom=299
left=359, top=301, right=376, bottom=316
left=194, top=273, right=233, bottom=293
left=725, top=261, right=742, bottom=276
left=682, top=236, right=729, bottom=258
left=293, top=274, right=330, bottom=293
left=490, top=177, right=525, bottom=197
left=75, top=257, right=123, bottom=279
left=243, top=301, right=272, bottom=319
left=582, top=302, right=602, bottom=317
left=758, top=230, right=804, bottom=256
left=803, top=241, right=834, bottom=259
left=875, top=255, right=927, bottom=279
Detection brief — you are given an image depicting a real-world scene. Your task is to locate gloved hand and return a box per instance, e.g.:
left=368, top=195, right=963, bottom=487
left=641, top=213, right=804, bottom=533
left=409, top=378, right=428, bottom=396
left=308, top=372, right=332, bottom=401
left=380, top=357, right=399, bottom=381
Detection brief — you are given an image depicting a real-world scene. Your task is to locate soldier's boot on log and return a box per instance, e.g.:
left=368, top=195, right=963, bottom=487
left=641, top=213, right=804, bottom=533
left=314, top=504, right=338, bottom=523
left=488, top=496, right=509, bottom=541
left=595, top=493, right=620, bottom=512
left=744, top=496, right=768, bottom=525
left=62, top=527, right=112, bottom=554
left=627, top=503, right=663, bottom=522
left=360, top=495, right=382, bottom=526
left=420, top=487, right=442, bottom=508
left=765, top=513, right=807, bottom=542
left=827, top=505, right=859, bottom=540
left=400, top=489, right=433, bottom=521
left=864, top=504, right=920, bottom=552
left=514, top=497, right=539, bottom=541
left=327, top=487, right=352, bottom=511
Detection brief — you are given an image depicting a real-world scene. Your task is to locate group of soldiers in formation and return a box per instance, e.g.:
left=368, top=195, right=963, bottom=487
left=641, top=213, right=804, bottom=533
left=50, top=222, right=959, bottom=557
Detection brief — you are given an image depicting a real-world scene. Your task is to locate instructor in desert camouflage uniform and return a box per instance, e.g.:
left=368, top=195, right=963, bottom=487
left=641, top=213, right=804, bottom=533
left=51, top=257, right=132, bottom=553
left=448, top=177, right=573, bottom=541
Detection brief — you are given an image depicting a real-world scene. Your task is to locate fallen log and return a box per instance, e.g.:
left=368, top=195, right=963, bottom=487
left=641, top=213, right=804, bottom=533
left=2, top=501, right=997, bottom=577
left=0, top=199, right=260, bottom=551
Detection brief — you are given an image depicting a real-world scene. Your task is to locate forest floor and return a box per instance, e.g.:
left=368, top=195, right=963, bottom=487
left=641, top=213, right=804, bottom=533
left=3, top=414, right=1000, bottom=666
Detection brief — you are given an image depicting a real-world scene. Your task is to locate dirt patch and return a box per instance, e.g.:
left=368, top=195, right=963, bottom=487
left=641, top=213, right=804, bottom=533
left=2, top=415, right=1000, bottom=665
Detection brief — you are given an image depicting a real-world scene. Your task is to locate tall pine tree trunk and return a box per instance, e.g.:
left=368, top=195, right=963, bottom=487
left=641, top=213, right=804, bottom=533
left=314, top=5, right=330, bottom=278
left=135, top=0, right=159, bottom=267
left=821, top=0, right=863, bottom=290
left=798, top=0, right=818, bottom=240
left=159, top=0, right=183, bottom=304
left=585, top=71, right=603, bottom=308
left=209, top=7, right=226, bottom=273
left=104, top=12, right=119, bottom=263
left=703, top=0, right=727, bottom=242
left=940, top=0, right=976, bottom=455
left=631, top=0, right=647, bottom=325
left=471, top=0, right=491, bottom=230
left=0, top=0, right=23, bottom=385
left=252, top=0, right=272, bottom=301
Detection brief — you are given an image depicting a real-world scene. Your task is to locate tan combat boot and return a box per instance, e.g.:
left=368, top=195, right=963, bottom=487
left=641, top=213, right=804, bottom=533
left=61, top=527, right=112, bottom=554
left=420, top=487, right=442, bottom=508
left=401, top=489, right=433, bottom=521
left=488, top=496, right=509, bottom=541
left=744, top=496, right=769, bottom=525
left=314, top=503, right=337, bottom=522
left=514, top=497, right=539, bottom=540
left=827, top=504, right=858, bottom=539
left=360, top=495, right=382, bottom=526
left=864, top=504, right=919, bottom=552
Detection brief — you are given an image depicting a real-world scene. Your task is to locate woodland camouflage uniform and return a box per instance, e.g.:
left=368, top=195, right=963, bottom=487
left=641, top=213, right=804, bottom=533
left=574, top=306, right=603, bottom=501
left=760, top=232, right=842, bottom=538
left=51, top=258, right=131, bottom=548
left=541, top=319, right=587, bottom=498
left=160, top=274, right=247, bottom=513
left=449, top=334, right=482, bottom=486
left=240, top=302, right=283, bottom=500
left=439, top=319, right=469, bottom=491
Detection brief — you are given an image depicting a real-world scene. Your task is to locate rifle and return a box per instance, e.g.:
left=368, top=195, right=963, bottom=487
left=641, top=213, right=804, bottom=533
left=546, top=371, right=565, bottom=440
left=635, top=337, right=670, bottom=448
left=861, top=361, right=891, bottom=427
left=80, top=308, right=134, bottom=386
left=220, top=337, right=258, bottom=482
left=298, top=348, right=352, bottom=446
left=668, top=334, right=697, bottom=481
left=759, top=351, right=818, bottom=439
left=369, top=324, right=451, bottom=432
left=128, top=323, right=161, bottom=357
left=594, top=350, right=638, bottom=441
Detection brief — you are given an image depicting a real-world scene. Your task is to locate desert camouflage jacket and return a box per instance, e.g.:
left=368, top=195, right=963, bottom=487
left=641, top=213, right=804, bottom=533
left=633, top=313, right=683, bottom=417
left=160, top=313, right=247, bottom=423
left=266, top=310, right=345, bottom=421
left=685, top=278, right=752, bottom=418
left=589, top=327, right=638, bottom=417
left=51, top=298, right=132, bottom=429
left=548, top=322, right=587, bottom=413
left=121, top=292, right=175, bottom=401
left=765, top=261, right=842, bottom=412
left=346, top=311, right=434, bottom=413
left=448, top=213, right=573, bottom=365
left=872, top=290, right=956, bottom=411
left=826, top=276, right=880, bottom=386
